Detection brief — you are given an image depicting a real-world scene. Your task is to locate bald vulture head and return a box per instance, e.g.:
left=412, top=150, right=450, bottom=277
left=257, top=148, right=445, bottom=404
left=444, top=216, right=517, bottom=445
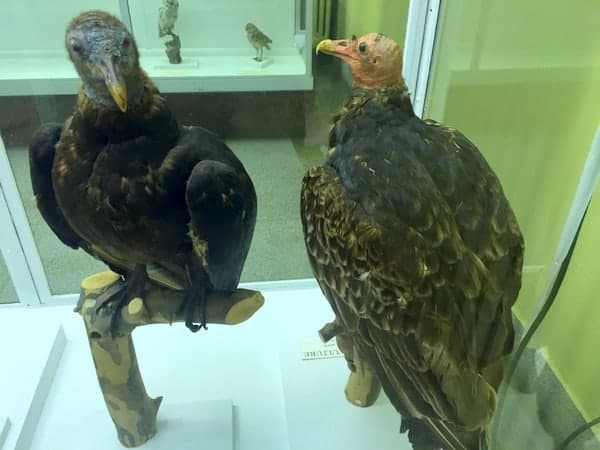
left=65, top=10, right=143, bottom=112
left=316, top=33, right=403, bottom=89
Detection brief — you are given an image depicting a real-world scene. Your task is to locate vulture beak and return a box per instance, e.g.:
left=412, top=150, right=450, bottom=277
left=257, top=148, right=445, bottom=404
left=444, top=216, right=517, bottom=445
left=100, top=55, right=128, bottom=112
left=316, top=38, right=356, bottom=62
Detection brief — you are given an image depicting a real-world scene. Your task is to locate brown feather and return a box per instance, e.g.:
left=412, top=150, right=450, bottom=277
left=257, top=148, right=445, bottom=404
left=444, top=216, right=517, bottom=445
left=301, top=82, right=523, bottom=449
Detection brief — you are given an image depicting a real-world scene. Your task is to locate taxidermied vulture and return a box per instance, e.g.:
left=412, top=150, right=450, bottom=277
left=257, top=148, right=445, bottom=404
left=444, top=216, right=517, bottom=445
left=301, top=33, right=524, bottom=449
left=29, top=11, right=257, bottom=333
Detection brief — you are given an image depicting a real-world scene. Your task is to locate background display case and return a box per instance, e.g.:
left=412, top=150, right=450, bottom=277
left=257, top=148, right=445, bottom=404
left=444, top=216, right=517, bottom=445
left=1, top=0, right=599, bottom=449
left=0, top=0, right=313, bottom=96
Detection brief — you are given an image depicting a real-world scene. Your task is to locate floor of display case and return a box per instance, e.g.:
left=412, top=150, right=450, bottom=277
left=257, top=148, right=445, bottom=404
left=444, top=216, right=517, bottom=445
left=0, top=48, right=312, bottom=96
left=0, top=308, right=66, bottom=450
left=1, top=285, right=598, bottom=450
left=3, top=285, right=406, bottom=450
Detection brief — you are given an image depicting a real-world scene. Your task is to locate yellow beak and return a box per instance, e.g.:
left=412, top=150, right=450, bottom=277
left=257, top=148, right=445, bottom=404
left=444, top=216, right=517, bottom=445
left=101, top=56, right=128, bottom=112
left=316, top=39, right=336, bottom=55
left=106, top=81, right=127, bottom=112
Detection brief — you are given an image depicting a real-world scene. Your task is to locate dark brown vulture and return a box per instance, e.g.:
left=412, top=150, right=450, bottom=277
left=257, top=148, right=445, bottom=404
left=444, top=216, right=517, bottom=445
left=29, top=11, right=257, bottom=333
left=301, top=33, right=524, bottom=449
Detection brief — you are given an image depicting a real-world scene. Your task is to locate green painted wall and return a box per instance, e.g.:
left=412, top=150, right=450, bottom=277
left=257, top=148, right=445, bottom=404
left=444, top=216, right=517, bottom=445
left=535, top=184, right=600, bottom=420
left=335, top=0, right=410, bottom=44
left=426, top=0, right=600, bottom=424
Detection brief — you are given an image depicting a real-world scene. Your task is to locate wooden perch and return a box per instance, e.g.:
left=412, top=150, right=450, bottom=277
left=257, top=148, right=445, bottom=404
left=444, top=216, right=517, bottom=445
left=75, top=271, right=264, bottom=448
left=319, top=319, right=345, bottom=343
left=344, top=347, right=382, bottom=408
left=320, top=319, right=381, bottom=408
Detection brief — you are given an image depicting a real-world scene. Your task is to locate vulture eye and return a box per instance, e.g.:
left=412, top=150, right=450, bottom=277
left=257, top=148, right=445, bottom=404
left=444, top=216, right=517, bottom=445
left=351, top=34, right=357, bottom=41
left=122, top=38, right=131, bottom=49
left=71, top=43, right=83, bottom=54
left=358, top=42, right=367, bottom=53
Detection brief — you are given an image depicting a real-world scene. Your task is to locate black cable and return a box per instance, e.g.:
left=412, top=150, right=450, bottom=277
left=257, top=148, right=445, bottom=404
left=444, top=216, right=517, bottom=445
left=493, top=201, right=591, bottom=448
left=556, top=415, right=600, bottom=450
left=505, top=202, right=589, bottom=386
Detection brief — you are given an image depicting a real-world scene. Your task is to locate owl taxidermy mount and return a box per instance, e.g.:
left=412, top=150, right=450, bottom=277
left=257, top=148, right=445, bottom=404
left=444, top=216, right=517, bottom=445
left=158, top=0, right=179, bottom=38
left=245, top=22, right=272, bottom=62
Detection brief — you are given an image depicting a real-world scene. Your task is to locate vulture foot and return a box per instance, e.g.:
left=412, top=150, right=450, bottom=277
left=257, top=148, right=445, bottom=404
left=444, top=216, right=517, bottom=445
left=178, top=288, right=208, bottom=332
left=95, top=265, right=148, bottom=337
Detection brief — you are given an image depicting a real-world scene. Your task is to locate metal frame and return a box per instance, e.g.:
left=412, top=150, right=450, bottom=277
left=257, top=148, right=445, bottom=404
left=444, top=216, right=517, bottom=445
left=118, top=0, right=133, bottom=32
left=0, top=137, right=44, bottom=305
left=403, top=0, right=441, bottom=118
left=295, top=0, right=305, bottom=32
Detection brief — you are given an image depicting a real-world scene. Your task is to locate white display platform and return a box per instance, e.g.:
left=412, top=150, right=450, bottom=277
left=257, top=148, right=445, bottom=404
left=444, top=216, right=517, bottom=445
left=0, top=308, right=66, bottom=450
left=275, top=298, right=406, bottom=450
left=33, top=398, right=233, bottom=450
left=2, top=285, right=416, bottom=450
left=0, top=49, right=312, bottom=96
left=148, top=399, right=232, bottom=450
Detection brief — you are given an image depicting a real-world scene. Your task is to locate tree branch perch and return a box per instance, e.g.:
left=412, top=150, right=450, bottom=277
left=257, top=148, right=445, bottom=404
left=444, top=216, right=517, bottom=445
left=75, top=271, right=264, bottom=447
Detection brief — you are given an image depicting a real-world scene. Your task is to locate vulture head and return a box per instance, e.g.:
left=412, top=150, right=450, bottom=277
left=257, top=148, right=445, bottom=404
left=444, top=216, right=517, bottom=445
left=66, top=11, right=142, bottom=112
left=316, top=33, right=402, bottom=89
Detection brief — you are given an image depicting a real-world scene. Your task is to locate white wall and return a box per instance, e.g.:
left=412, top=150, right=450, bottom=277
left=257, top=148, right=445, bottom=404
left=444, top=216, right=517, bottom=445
left=0, top=1, right=121, bottom=52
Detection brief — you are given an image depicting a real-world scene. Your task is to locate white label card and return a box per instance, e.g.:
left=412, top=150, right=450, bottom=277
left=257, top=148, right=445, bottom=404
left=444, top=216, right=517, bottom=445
left=301, top=338, right=345, bottom=361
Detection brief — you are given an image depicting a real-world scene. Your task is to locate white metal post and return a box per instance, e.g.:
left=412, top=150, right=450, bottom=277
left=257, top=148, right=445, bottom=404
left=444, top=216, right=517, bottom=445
left=0, top=149, right=40, bottom=305
left=118, top=0, right=133, bottom=32
left=403, top=0, right=441, bottom=118
left=0, top=140, right=43, bottom=305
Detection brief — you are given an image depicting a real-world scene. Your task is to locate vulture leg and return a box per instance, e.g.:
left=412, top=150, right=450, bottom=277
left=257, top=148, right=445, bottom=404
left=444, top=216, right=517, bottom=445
left=182, top=160, right=256, bottom=332
left=96, top=264, right=148, bottom=336
left=179, top=258, right=211, bottom=332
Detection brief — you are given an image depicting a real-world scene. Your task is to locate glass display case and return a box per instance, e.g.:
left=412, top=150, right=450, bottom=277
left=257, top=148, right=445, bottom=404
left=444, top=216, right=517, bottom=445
left=0, top=0, right=312, bottom=96
left=1, top=0, right=599, bottom=449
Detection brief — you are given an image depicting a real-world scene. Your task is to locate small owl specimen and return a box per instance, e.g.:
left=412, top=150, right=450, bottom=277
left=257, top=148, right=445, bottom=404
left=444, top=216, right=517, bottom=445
left=245, top=23, right=272, bottom=62
left=158, top=0, right=179, bottom=38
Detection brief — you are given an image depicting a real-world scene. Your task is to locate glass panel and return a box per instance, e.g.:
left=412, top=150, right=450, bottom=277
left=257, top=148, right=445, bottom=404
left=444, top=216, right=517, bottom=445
left=3, top=132, right=107, bottom=294
left=5, top=1, right=600, bottom=450
left=0, top=250, right=18, bottom=304
left=426, top=0, right=600, bottom=448
left=127, top=0, right=311, bottom=92
left=0, top=1, right=126, bottom=296
left=0, top=1, right=412, bottom=296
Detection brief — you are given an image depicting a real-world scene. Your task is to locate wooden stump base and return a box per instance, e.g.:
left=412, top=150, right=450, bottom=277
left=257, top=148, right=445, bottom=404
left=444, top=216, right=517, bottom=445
left=76, top=271, right=264, bottom=447
left=320, top=319, right=382, bottom=408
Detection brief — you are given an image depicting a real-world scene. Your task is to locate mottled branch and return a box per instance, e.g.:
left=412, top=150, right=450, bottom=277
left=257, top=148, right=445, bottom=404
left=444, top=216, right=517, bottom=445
left=319, top=319, right=345, bottom=342
left=76, top=271, right=264, bottom=447
left=320, top=319, right=381, bottom=408
left=75, top=271, right=264, bottom=340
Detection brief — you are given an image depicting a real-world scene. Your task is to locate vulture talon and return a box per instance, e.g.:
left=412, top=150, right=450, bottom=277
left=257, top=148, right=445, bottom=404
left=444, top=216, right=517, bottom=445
left=177, top=289, right=208, bottom=333
left=95, top=265, right=147, bottom=337
left=99, top=288, right=130, bottom=337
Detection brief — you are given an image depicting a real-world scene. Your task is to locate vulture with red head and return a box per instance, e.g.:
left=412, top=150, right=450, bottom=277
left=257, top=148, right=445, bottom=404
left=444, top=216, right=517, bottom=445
left=301, top=33, right=524, bottom=449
